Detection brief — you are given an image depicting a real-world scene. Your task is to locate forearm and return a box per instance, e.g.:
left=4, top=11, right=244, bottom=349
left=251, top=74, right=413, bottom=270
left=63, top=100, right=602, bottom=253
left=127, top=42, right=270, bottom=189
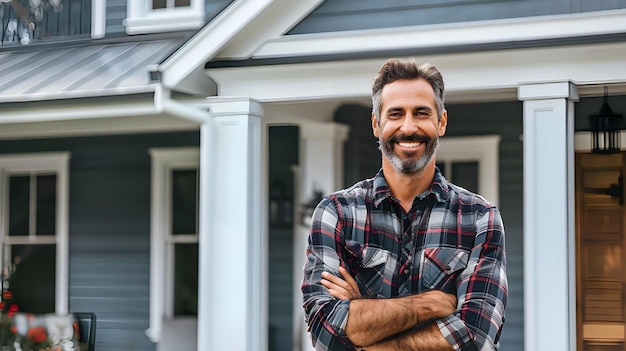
left=364, top=322, right=454, bottom=351
left=346, top=293, right=447, bottom=347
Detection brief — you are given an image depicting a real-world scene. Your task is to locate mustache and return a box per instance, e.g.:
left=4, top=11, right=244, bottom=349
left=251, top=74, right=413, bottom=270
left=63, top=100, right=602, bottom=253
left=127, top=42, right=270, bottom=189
left=388, top=134, right=432, bottom=144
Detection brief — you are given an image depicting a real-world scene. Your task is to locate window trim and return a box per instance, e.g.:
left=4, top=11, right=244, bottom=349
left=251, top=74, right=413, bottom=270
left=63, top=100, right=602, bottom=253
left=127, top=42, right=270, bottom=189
left=0, top=152, right=70, bottom=315
left=124, top=0, right=205, bottom=35
left=147, top=147, right=199, bottom=343
left=437, top=135, right=501, bottom=205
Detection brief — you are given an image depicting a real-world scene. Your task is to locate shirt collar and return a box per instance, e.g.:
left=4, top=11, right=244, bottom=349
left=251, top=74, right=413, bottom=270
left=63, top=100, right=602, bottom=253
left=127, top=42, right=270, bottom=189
left=372, top=167, right=450, bottom=207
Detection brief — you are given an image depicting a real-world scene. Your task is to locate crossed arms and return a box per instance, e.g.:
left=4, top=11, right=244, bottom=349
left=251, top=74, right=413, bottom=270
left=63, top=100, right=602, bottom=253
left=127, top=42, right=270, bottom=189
left=321, top=266, right=456, bottom=350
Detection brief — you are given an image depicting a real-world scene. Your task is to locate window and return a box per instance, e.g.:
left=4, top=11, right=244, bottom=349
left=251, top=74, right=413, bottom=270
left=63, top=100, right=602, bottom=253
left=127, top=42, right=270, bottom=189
left=146, top=147, right=199, bottom=343
left=0, top=152, right=70, bottom=315
left=124, top=0, right=205, bottom=35
left=437, top=135, right=500, bottom=205
left=0, top=0, right=91, bottom=46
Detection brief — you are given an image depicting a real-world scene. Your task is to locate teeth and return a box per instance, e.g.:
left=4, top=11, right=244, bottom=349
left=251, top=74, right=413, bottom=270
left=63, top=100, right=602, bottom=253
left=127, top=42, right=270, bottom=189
left=398, top=141, right=421, bottom=148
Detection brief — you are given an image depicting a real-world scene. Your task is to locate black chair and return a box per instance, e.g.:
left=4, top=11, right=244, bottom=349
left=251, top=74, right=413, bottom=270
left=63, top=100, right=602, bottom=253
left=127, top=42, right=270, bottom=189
left=73, top=312, right=97, bottom=351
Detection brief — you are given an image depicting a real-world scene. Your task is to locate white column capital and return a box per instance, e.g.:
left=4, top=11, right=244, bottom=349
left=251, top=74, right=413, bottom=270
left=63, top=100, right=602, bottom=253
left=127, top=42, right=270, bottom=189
left=518, top=81, right=579, bottom=102
left=202, top=97, right=264, bottom=117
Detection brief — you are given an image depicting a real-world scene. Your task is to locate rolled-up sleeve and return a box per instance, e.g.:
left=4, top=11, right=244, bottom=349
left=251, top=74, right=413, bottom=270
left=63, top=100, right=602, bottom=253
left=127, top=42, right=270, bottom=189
left=438, top=207, right=508, bottom=351
left=302, top=198, right=357, bottom=351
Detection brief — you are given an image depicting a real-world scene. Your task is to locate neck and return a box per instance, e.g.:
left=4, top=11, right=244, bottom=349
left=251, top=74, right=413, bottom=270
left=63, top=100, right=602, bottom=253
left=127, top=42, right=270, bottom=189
left=382, top=159, right=436, bottom=211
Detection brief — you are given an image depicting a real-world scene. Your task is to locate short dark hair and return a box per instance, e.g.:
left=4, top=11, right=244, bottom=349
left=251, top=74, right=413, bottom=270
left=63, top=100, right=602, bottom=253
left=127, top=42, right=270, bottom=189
left=371, top=58, right=445, bottom=122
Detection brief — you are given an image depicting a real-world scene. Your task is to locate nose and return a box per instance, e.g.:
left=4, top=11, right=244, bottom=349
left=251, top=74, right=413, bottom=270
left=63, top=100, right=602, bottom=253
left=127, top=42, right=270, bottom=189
left=401, top=115, right=418, bottom=135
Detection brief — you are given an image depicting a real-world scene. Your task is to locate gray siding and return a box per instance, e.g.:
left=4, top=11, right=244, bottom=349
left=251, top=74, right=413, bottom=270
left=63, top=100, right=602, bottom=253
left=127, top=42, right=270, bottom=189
left=206, top=0, right=235, bottom=21
left=0, top=131, right=200, bottom=351
left=106, top=0, right=126, bottom=35
left=334, top=100, right=525, bottom=351
left=290, top=0, right=626, bottom=34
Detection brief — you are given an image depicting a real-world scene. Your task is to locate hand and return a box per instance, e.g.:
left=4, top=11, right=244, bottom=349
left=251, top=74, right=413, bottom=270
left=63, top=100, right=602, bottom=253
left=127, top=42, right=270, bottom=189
left=321, top=266, right=361, bottom=300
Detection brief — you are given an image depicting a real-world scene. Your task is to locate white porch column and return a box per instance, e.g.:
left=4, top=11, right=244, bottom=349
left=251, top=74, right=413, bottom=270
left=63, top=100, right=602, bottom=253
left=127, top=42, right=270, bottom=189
left=198, top=98, right=267, bottom=351
left=292, top=121, right=349, bottom=351
left=518, top=82, right=578, bottom=351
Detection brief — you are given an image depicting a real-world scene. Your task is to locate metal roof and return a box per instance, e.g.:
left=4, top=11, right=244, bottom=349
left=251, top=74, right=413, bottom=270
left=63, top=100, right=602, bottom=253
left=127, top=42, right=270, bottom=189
left=0, top=37, right=187, bottom=103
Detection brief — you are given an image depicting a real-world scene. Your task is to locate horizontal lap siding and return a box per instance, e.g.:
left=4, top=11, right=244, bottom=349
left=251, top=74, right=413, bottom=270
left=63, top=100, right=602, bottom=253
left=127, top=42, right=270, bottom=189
left=106, top=0, right=126, bottom=35
left=0, top=131, right=200, bottom=351
left=290, top=0, right=626, bottom=34
left=335, top=100, right=524, bottom=351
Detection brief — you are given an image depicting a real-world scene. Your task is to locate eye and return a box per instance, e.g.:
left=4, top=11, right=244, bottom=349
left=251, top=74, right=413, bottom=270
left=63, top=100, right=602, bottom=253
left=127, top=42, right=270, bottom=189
left=387, top=111, right=402, bottom=119
left=415, top=109, right=432, bottom=118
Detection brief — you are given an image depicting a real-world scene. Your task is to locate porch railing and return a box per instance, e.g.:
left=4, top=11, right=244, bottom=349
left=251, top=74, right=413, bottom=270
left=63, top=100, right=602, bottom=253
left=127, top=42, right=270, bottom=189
left=1, top=0, right=91, bottom=46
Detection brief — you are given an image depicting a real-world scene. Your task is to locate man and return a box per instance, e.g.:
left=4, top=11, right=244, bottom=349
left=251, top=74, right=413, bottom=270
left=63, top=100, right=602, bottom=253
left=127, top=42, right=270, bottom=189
left=301, top=58, right=507, bottom=351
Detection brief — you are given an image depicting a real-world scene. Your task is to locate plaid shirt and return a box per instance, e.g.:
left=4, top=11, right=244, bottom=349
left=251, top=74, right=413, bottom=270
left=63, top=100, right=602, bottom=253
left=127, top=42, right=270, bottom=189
left=302, top=168, right=507, bottom=351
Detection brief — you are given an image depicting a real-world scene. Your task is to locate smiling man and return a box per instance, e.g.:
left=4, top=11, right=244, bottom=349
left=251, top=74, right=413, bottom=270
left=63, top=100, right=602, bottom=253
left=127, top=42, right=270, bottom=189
left=302, top=58, right=508, bottom=351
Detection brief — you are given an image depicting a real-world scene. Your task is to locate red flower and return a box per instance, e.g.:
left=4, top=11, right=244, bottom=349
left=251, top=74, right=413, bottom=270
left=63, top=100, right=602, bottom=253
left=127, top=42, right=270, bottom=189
left=0, top=301, right=4, bottom=309
left=10, top=326, right=17, bottom=334
left=7, top=304, right=18, bottom=317
left=27, top=326, right=48, bottom=343
left=2, top=291, right=12, bottom=300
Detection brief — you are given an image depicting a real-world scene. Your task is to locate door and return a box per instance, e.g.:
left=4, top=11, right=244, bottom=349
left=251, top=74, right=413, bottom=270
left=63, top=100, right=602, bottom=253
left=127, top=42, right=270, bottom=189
left=576, top=152, right=626, bottom=351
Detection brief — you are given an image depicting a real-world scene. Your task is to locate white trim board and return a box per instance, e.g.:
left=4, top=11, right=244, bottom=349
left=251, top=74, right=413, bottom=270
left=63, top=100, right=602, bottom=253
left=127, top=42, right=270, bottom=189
left=147, top=147, right=200, bottom=343
left=207, top=41, right=626, bottom=104
left=253, top=9, right=626, bottom=59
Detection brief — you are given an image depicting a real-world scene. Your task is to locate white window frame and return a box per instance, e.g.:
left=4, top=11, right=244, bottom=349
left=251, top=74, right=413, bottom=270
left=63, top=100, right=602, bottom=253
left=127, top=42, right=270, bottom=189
left=437, top=135, right=501, bottom=206
left=146, top=147, right=199, bottom=343
left=124, top=0, right=205, bottom=35
left=0, top=152, right=70, bottom=315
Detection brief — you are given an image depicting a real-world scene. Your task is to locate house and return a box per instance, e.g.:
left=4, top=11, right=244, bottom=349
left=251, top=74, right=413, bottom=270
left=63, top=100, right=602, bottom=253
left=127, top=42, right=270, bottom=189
left=1, top=0, right=625, bottom=350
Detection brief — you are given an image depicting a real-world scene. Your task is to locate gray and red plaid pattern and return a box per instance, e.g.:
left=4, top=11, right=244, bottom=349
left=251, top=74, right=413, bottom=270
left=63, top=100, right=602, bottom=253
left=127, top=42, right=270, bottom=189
left=302, top=168, right=508, bottom=351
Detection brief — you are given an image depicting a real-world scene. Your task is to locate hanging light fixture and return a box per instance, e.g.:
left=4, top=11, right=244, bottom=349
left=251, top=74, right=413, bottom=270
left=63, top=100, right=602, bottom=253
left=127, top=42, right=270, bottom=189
left=590, top=86, right=623, bottom=154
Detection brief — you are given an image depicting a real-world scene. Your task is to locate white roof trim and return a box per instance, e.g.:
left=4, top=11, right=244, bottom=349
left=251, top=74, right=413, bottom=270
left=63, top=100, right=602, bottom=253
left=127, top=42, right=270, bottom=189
left=253, top=9, right=626, bottom=59
left=0, top=85, right=158, bottom=104
left=159, top=0, right=322, bottom=88
left=207, top=41, right=626, bottom=104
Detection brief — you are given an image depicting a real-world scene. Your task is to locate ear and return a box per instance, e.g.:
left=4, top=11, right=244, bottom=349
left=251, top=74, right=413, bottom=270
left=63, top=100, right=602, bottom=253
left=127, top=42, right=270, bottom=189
left=371, top=113, right=380, bottom=138
left=438, top=110, right=448, bottom=137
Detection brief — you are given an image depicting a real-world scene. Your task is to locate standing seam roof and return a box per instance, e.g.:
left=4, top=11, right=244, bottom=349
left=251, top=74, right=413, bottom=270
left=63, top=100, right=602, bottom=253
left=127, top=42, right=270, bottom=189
left=0, top=37, right=187, bottom=103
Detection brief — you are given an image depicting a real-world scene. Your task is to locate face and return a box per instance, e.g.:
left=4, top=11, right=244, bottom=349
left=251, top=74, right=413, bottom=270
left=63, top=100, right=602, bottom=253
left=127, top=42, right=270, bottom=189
left=372, top=79, right=447, bottom=175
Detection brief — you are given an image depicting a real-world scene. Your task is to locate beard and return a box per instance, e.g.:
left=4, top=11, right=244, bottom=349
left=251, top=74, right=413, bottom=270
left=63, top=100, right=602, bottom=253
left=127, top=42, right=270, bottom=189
left=379, top=132, right=439, bottom=175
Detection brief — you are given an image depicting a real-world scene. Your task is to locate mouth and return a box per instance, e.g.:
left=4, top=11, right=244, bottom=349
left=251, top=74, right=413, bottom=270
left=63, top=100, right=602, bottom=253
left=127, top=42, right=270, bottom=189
left=390, top=134, right=431, bottom=150
left=396, top=141, right=423, bottom=148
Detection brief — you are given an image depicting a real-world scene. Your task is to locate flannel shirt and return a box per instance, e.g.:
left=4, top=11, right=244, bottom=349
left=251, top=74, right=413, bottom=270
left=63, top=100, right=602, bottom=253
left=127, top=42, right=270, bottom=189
left=302, top=168, right=507, bottom=351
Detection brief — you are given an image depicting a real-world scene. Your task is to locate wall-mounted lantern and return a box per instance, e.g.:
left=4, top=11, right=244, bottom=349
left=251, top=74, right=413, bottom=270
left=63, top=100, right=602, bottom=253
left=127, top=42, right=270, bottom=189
left=590, top=87, right=623, bottom=154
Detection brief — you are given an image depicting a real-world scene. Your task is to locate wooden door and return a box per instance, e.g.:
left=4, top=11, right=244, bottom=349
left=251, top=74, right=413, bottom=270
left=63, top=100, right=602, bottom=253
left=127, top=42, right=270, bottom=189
left=576, top=152, right=626, bottom=351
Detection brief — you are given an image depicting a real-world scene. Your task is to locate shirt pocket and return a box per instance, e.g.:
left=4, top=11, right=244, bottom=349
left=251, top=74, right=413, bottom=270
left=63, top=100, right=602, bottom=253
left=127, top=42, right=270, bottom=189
left=421, top=247, right=469, bottom=293
left=344, top=241, right=389, bottom=297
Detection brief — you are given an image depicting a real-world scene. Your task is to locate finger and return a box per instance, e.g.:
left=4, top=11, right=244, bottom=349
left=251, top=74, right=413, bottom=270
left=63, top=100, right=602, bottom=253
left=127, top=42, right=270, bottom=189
left=327, top=288, right=349, bottom=300
left=321, top=278, right=349, bottom=299
left=321, top=279, right=348, bottom=295
left=338, top=266, right=359, bottom=293
left=322, top=271, right=351, bottom=289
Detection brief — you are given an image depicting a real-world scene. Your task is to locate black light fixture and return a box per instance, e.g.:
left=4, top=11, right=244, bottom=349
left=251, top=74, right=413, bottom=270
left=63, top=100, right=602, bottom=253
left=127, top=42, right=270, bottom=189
left=590, top=86, right=623, bottom=154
